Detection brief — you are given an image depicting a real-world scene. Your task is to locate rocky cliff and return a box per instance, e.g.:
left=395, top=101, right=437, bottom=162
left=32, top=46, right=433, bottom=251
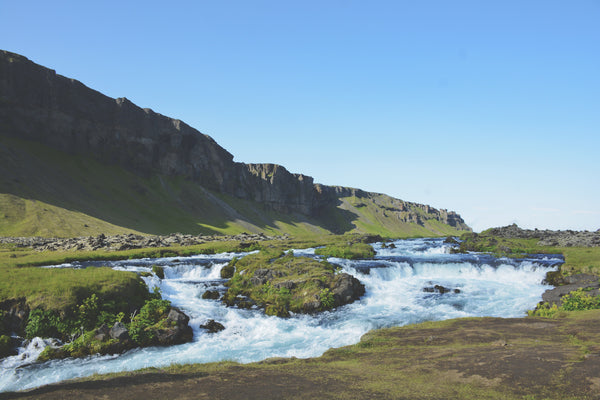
left=0, top=50, right=470, bottom=234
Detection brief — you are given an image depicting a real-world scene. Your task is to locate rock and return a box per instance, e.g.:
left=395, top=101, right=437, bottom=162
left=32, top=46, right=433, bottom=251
left=250, top=269, right=284, bottom=286
left=199, top=320, right=225, bottom=333
left=154, top=308, right=193, bottom=345
left=422, top=285, right=460, bottom=294
left=273, top=281, right=295, bottom=290
left=541, top=273, right=600, bottom=307
left=220, top=264, right=235, bottom=279
left=0, top=298, right=29, bottom=335
left=109, top=322, right=130, bottom=341
left=201, top=290, right=221, bottom=300
left=94, top=324, right=110, bottom=342
left=331, top=273, right=365, bottom=306
left=166, top=308, right=189, bottom=325
left=444, top=237, right=459, bottom=245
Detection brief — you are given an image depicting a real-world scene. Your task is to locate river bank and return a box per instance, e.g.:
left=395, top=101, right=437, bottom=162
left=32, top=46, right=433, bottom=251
left=5, top=310, right=600, bottom=400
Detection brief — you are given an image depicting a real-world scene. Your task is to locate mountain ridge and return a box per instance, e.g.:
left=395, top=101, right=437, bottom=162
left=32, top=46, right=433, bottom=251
left=0, top=50, right=470, bottom=237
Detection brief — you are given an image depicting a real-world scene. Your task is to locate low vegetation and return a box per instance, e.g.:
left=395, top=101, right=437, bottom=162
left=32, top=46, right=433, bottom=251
left=314, top=242, right=375, bottom=259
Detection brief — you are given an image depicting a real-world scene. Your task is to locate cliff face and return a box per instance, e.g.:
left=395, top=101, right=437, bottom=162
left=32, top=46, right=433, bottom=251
left=0, top=50, right=470, bottom=233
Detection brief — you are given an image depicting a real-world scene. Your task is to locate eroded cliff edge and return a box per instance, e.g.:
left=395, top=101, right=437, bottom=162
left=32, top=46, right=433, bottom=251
left=0, top=50, right=470, bottom=233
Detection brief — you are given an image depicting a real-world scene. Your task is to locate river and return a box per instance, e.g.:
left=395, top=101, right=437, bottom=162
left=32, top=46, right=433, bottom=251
left=0, top=238, right=563, bottom=393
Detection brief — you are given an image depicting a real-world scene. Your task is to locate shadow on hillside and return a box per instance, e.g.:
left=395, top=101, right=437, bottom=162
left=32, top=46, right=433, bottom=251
left=0, top=136, right=360, bottom=237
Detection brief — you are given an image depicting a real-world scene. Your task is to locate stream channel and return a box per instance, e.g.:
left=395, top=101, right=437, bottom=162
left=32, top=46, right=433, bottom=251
left=0, top=238, right=564, bottom=393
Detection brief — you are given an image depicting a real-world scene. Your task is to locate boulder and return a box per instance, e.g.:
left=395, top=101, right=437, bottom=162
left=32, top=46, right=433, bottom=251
left=109, top=322, right=130, bottom=341
left=167, top=308, right=190, bottom=325
left=199, top=320, right=225, bottom=333
left=94, top=324, right=110, bottom=342
left=201, top=290, right=221, bottom=300
left=331, top=273, right=365, bottom=306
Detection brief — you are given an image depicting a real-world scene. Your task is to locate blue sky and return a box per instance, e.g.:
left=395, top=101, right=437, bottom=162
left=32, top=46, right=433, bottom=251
left=1, top=0, right=599, bottom=232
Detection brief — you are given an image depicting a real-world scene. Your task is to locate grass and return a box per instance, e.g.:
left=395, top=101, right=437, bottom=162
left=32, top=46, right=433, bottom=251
left=0, top=266, right=149, bottom=312
left=314, top=242, right=376, bottom=259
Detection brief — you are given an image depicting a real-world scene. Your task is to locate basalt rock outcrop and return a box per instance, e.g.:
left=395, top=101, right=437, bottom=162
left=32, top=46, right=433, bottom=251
left=485, top=224, right=600, bottom=247
left=0, top=50, right=470, bottom=231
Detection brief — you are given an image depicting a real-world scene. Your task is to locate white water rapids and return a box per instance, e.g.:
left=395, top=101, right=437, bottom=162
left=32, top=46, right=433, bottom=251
left=0, top=238, right=563, bottom=393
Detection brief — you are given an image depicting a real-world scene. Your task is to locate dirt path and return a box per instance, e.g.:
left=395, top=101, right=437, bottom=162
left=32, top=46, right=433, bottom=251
left=4, top=311, right=600, bottom=399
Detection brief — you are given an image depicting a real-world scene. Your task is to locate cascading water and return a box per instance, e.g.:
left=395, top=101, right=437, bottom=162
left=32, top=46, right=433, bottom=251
left=0, top=239, right=563, bottom=393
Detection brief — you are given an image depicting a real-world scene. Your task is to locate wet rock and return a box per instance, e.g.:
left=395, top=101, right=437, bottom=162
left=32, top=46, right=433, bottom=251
left=331, top=273, right=365, bottom=306
left=199, top=320, right=225, bottom=333
left=201, top=290, right=221, bottom=300
left=423, top=285, right=461, bottom=294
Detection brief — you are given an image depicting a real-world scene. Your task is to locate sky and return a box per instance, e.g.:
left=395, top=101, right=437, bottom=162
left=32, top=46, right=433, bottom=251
left=1, top=0, right=599, bottom=232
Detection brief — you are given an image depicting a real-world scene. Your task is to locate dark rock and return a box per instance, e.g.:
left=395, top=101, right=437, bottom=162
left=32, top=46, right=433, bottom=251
left=0, top=298, right=29, bottom=336
left=154, top=308, right=193, bottom=345
left=331, top=273, right=365, bottom=306
left=202, top=290, right=221, bottom=300
left=444, top=237, right=459, bottom=245
left=273, top=281, right=295, bottom=290
left=109, top=322, right=130, bottom=341
left=94, top=324, right=110, bottom=342
left=200, top=319, right=225, bottom=333
left=167, top=308, right=190, bottom=325
left=422, top=285, right=460, bottom=295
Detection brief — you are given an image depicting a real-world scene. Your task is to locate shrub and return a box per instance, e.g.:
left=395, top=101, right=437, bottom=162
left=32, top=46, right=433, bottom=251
left=25, top=308, right=78, bottom=339
left=319, top=288, right=335, bottom=310
left=128, top=299, right=171, bottom=346
left=561, top=289, right=600, bottom=311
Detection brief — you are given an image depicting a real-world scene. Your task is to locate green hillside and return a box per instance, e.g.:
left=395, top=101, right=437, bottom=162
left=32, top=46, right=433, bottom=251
left=0, top=135, right=467, bottom=238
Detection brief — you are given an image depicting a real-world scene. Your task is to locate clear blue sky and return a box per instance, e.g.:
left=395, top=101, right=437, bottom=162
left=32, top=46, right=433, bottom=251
left=2, top=0, right=599, bottom=232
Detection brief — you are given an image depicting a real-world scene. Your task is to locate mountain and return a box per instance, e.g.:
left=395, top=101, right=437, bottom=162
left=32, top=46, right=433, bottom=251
left=0, top=50, right=470, bottom=237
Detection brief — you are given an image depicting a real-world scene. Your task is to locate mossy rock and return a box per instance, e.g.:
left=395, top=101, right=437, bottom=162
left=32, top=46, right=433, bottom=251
left=152, top=265, right=165, bottom=279
left=222, top=249, right=364, bottom=317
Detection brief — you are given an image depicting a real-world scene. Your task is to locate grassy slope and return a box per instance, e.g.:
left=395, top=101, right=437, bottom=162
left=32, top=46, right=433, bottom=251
left=0, top=135, right=467, bottom=238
